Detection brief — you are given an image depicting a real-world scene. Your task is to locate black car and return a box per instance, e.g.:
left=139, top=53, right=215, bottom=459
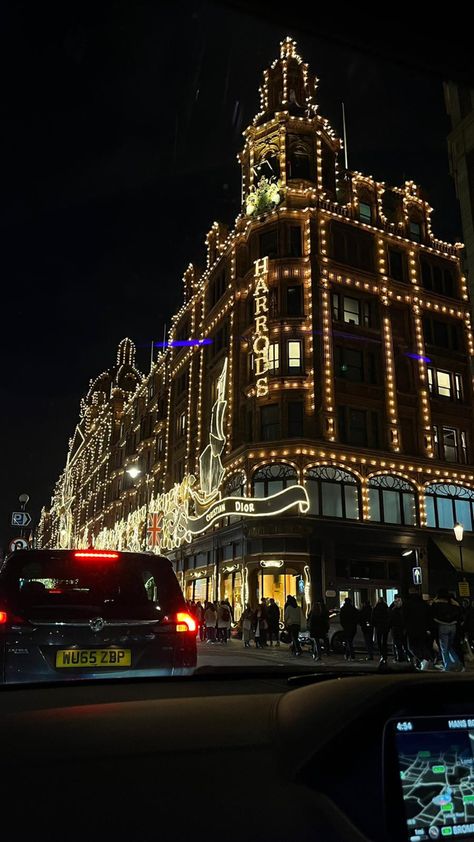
left=0, top=548, right=197, bottom=683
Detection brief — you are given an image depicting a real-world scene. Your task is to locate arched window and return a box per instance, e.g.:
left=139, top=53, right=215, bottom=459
left=425, top=483, right=474, bottom=531
left=368, top=475, right=417, bottom=525
left=287, top=137, right=312, bottom=180
left=304, top=466, right=360, bottom=519
left=223, top=471, right=247, bottom=498
left=252, top=463, right=297, bottom=498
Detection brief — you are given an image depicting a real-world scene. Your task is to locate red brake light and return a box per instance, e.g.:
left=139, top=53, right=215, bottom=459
left=176, top=612, right=197, bottom=634
left=73, top=551, right=119, bottom=561
left=0, top=611, right=7, bottom=624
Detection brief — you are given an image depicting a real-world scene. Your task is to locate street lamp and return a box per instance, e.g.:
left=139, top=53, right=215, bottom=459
left=125, top=465, right=150, bottom=551
left=453, top=522, right=465, bottom=580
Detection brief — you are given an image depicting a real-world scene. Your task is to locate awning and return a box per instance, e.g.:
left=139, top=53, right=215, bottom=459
left=430, top=536, right=474, bottom=575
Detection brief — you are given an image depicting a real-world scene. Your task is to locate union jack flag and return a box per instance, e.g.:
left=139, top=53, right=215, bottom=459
left=147, top=513, right=162, bottom=548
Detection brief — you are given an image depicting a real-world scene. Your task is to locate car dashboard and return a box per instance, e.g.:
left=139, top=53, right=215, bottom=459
left=1, top=671, right=473, bottom=841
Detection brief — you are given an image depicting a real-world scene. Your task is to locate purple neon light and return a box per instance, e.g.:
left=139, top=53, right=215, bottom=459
left=154, top=338, right=213, bottom=348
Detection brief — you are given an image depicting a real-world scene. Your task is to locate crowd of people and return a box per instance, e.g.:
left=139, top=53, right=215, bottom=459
left=185, top=588, right=474, bottom=672
left=338, top=589, right=474, bottom=672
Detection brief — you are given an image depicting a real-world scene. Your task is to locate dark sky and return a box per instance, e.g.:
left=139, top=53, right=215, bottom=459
left=0, top=1, right=468, bottom=551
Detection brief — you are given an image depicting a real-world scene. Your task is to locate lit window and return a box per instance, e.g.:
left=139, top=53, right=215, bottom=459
left=178, top=412, right=186, bottom=436
left=436, top=370, right=451, bottom=398
left=455, top=373, right=463, bottom=401
left=287, top=340, right=302, bottom=371
left=343, top=296, right=360, bottom=325
left=427, top=368, right=434, bottom=393
left=268, top=342, right=279, bottom=374
left=359, top=201, right=372, bottom=224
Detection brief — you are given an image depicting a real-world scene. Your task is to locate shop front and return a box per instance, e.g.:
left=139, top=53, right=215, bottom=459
left=246, top=557, right=311, bottom=619
left=184, top=565, right=215, bottom=604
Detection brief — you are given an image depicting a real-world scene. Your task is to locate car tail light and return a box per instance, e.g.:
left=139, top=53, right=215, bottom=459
left=73, top=551, right=119, bottom=561
left=176, top=612, right=197, bottom=634
left=0, top=611, right=7, bottom=624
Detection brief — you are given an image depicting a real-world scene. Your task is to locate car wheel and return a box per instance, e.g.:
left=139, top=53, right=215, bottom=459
left=331, top=631, right=345, bottom=654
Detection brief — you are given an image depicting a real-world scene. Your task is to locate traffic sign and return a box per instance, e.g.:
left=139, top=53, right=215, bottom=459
left=8, top=538, right=28, bottom=553
left=11, top=512, right=31, bottom=527
left=412, top=566, right=423, bottom=586
left=459, top=581, right=470, bottom=597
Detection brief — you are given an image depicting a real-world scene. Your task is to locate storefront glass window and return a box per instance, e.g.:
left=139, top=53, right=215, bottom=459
left=425, top=484, right=474, bottom=531
left=304, top=466, right=360, bottom=520
left=252, top=463, right=298, bottom=498
left=368, top=475, right=417, bottom=526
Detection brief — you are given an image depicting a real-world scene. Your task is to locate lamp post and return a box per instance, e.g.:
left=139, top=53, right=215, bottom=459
left=453, top=522, right=465, bottom=580
left=125, top=465, right=149, bottom=552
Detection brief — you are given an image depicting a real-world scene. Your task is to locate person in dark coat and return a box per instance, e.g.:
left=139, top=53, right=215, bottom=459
left=359, top=600, right=374, bottom=660
left=389, top=594, right=407, bottom=662
left=308, top=601, right=330, bottom=660
left=403, top=589, right=432, bottom=668
left=432, top=589, right=463, bottom=671
left=266, top=598, right=280, bottom=647
left=372, top=597, right=390, bottom=663
left=340, top=597, right=359, bottom=660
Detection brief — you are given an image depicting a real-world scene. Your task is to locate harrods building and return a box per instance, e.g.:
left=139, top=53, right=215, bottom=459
left=39, top=38, right=474, bottom=617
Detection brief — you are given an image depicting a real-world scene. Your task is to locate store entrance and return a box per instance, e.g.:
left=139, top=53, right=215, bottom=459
left=257, top=569, right=307, bottom=619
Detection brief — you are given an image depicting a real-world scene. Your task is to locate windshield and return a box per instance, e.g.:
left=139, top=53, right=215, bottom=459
left=1, top=5, right=473, bottom=685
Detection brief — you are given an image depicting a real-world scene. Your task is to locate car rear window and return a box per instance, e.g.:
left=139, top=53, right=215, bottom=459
left=1, top=553, right=183, bottom=614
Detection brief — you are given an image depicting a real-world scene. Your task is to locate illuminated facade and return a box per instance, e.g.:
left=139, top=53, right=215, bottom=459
left=39, top=38, right=474, bottom=611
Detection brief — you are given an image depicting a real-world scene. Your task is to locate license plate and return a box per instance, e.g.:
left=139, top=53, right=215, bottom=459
left=55, top=649, right=131, bottom=668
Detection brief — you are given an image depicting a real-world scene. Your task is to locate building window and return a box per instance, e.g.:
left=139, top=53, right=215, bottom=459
left=288, top=226, right=302, bottom=257
left=268, top=342, right=279, bottom=374
left=330, top=221, right=374, bottom=272
left=335, top=347, right=363, bottom=382
left=427, top=367, right=463, bottom=401
left=420, top=259, right=456, bottom=297
left=388, top=248, right=405, bottom=282
left=260, top=405, right=280, bottom=441
left=425, top=483, right=474, bottom=531
left=212, top=321, right=230, bottom=355
left=423, top=316, right=462, bottom=352
left=338, top=406, right=380, bottom=448
left=304, top=466, right=360, bottom=520
left=252, top=463, right=298, bottom=498
left=259, top=229, right=278, bottom=259
left=209, top=270, right=227, bottom=309
left=358, top=201, right=372, bottom=224
left=409, top=221, right=421, bottom=242
left=286, top=285, right=303, bottom=316
left=368, top=475, right=417, bottom=526
left=332, top=293, right=375, bottom=328
left=223, top=471, right=247, bottom=498
left=287, top=340, right=303, bottom=372
left=177, top=411, right=186, bottom=437
left=269, top=287, right=278, bottom=317
left=288, top=402, right=303, bottom=437
left=433, top=425, right=468, bottom=463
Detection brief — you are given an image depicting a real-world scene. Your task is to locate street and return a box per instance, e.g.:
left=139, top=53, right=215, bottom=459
left=196, top=637, right=474, bottom=672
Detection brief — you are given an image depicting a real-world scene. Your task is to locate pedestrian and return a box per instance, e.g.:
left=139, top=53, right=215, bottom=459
left=253, top=599, right=268, bottom=648
left=241, top=604, right=253, bottom=648
left=359, top=600, right=374, bottom=661
left=389, top=594, right=407, bottom=662
left=339, top=597, right=359, bottom=660
left=266, top=598, right=280, bottom=647
left=308, top=601, right=330, bottom=660
left=217, top=601, right=232, bottom=643
left=432, top=589, right=464, bottom=672
left=372, top=596, right=390, bottom=664
left=221, top=597, right=234, bottom=640
left=403, top=589, right=432, bottom=670
left=195, top=600, right=205, bottom=641
left=320, top=600, right=331, bottom=654
left=284, top=595, right=302, bottom=656
left=464, top=601, right=474, bottom=651
left=204, top=601, right=217, bottom=643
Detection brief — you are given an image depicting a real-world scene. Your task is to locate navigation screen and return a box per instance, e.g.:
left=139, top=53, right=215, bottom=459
left=392, top=717, right=474, bottom=840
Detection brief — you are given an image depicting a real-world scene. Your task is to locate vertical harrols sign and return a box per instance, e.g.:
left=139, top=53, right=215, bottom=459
left=253, top=256, right=270, bottom=397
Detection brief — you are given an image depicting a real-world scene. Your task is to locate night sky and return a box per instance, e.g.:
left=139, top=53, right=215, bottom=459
left=0, top=2, right=469, bottom=552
